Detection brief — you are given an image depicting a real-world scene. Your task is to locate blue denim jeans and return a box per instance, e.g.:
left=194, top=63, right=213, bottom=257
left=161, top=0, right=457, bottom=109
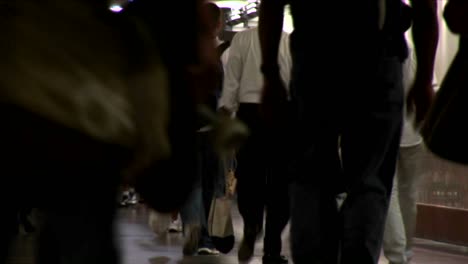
left=288, top=48, right=404, bottom=264
left=180, top=131, right=225, bottom=249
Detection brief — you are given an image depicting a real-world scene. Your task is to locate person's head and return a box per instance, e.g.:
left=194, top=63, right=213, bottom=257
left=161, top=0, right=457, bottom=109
left=204, top=2, right=223, bottom=38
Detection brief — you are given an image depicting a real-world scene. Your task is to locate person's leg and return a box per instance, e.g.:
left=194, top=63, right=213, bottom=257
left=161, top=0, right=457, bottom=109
left=340, top=119, right=402, bottom=264
left=180, top=132, right=204, bottom=224
left=236, top=104, right=267, bottom=261
left=383, top=175, right=408, bottom=264
left=290, top=183, right=340, bottom=264
left=289, top=132, right=343, bottom=264
left=198, top=131, right=220, bottom=252
left=264, top=172, right=290, bottom=259
left=180, top=185, right=203, bottom=226
left=398, top=144, right=425, bottom=259
left=263, top=117, right=292, bottom=263
left=287, top=50, right=347, bottom=264
left=286, top=95, right=344, bottom=264
left=179, top=131, right=218, bottom=255
left=236, top=104, right=266, bottom=229
left=180, top=177, right=204, bottom=256
left=340, top=56, right=403, bottom=264
left=197, top=227, right=219, bottom=255
left=199, top=132, right=214, bottom=219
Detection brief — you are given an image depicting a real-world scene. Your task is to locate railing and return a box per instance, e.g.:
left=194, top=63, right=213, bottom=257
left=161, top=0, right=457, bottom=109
left=224, top=0, right=261, bottom=27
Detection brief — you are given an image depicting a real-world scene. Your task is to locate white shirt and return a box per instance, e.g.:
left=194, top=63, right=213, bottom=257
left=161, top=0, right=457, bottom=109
left=219, top=28, right=292, bottom=112
left=400, top=44, right=438, bottom=147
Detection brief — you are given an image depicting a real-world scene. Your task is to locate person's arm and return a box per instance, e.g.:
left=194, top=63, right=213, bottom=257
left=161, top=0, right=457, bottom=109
left=444, top=0, right=468, bottom=35
left=279, top=32, right=293, bottom=94
left=408, top=0, right=439, bottom=125
left=218, top=35, right=243, bottom=115
left=259, top=0, right=288, bottom=77
left=258, top=0, right=288, bottom=124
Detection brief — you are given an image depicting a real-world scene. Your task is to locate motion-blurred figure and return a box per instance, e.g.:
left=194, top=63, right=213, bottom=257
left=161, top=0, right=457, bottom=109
left=0, top=0, right=217, bottom=263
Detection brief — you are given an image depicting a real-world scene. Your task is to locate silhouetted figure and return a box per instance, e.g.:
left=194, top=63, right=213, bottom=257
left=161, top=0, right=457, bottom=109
left=258, top=0, right=438, bottom=263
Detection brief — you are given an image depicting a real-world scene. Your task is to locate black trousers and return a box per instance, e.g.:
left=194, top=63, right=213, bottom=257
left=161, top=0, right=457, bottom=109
left=0, top=104, right=130, bottom=264
left=236, top=103, right=291, bottom=256
left=288, top=50, right=404, bottom=264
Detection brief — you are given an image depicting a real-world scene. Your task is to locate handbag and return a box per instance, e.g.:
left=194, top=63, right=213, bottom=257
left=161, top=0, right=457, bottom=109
left=422, top=37, right=468, bottom=164
left=208, top=196, right=235, bottom=253
left=207, top=154, right=237, bottom=253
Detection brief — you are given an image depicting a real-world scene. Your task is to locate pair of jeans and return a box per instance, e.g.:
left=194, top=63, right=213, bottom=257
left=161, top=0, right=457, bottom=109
left=383, top=143, right=426, bottom=264
left=180, top=130, right=223, bottom=249
left=289, top=49, right=404, bottom=264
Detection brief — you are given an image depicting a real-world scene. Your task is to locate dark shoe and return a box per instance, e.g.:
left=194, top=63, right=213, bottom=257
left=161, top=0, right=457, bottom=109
left=238, top=225, right=260, bottom=262
left=262, top=255, right=288, bottom=264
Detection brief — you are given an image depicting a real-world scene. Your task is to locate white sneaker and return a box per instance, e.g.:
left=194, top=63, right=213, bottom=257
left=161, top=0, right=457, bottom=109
left=127, top=192, right=138, bottom=205
left=168, top=219, right=182, bottom=233
left=120, top=191, right=130, bottom=206
left=197, top=247, right=220, bottom=256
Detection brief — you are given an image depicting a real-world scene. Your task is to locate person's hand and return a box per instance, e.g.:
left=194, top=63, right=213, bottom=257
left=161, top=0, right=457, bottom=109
left=407, top=77, right=435, bottom=128
left=260, top=73, right=288, bottom=126
left=218, top=106, right=233, bottom=117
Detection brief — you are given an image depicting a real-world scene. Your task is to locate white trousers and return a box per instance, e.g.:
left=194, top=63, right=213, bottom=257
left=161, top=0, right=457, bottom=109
left=383, top=144, right=425, bottom=264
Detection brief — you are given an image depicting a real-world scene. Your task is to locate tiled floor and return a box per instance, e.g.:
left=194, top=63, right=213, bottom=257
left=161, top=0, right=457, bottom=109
left=7, top=205, right=468, bottom=264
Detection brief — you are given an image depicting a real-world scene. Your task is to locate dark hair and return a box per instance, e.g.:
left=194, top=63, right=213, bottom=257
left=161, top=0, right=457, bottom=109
left=204, top=2, right=221, bottom=31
